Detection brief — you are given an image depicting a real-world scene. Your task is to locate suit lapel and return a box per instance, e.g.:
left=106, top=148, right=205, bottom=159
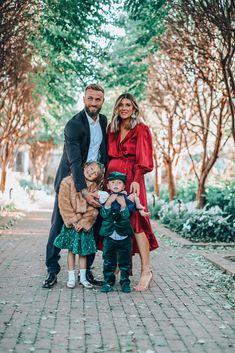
left=80, top=109, right=90, bottom=146
left=99, top=115, right=107, bottom=139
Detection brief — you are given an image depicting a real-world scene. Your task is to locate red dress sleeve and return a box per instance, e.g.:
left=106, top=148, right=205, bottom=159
left=133, top=125, right=154, bottom=183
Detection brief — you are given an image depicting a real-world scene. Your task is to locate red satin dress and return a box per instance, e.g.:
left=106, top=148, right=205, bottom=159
left=106, top=123, right=159, bottom=254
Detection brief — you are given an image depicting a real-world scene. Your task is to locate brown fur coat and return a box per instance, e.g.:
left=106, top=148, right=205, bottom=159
left=58, top=176, right=99, bottom=231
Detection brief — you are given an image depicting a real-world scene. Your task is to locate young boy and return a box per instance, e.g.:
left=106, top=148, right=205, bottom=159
left=99, top=171, right=134, bottom=293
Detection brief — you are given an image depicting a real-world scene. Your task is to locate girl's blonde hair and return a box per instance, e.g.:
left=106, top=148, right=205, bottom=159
left=110, top=93, right=141, bottom=133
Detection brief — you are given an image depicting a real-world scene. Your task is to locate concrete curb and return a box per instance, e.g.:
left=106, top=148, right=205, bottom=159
left=199, top=251, right=235, bottom=277
left=152, top=220, right=235, bottom=277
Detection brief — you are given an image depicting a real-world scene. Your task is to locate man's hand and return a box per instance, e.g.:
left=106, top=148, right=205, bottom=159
left=83, top=192, right=102, bottom=208
left=129, top=181, right=140, bottom=196
left=105, top=193, right=118, bottom=208
left=90, top=191, right=99, bottom=199
left=116, top=195, right=126, bottom=209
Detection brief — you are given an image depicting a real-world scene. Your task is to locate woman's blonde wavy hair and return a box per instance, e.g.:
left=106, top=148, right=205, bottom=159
left=110, top=93, right=141, bottom=133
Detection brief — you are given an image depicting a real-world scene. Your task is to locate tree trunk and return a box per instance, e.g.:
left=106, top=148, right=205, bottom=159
left=221, top=60, right=235, bottom=144
left=165, top=158, right=176, bottom=200
left=0, top=142, right=11, bottom=193
left=0, top=167, right=7, bottom=193
left=196, top=169, right=209, bottom=208
left=153, top=149, right=160, bottom=196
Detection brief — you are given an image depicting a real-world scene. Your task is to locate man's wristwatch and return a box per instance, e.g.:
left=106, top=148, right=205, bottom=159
left=81, top=188, right=88, bottom=198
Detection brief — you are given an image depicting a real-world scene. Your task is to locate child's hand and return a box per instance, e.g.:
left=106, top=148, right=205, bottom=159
left=73, top=222, right=83, bottom=232
left=116, top=195, right=126, bottom=208
left=106, top=193, right=118, bottom=207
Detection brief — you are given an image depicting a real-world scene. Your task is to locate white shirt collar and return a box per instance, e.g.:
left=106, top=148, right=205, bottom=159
left=85, top=109, right=100, bottom=125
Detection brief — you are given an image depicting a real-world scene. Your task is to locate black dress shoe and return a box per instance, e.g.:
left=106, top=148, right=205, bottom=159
left=42, top=273, right=57, bottom=288
left=86, top=271, right=103, bottom=286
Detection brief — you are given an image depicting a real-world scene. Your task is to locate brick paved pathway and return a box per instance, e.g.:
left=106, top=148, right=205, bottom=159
left=0, top=210, right=234, bottom=353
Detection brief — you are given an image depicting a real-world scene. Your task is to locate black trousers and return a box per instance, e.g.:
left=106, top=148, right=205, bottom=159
left=102, top=236, right=132, bottom=286
left=45, top=194, right=97, bottom=275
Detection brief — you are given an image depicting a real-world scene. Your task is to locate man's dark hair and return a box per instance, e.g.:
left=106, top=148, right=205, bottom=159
left=85, top=83, right=104, bottom=94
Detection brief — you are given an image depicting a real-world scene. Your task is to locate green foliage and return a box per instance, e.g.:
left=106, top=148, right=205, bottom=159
left=182, top=211, right=235, bottom=243
left=159, top=185, right=170, bottom=201
left=158, top=181, right=235, bottom=216
left=176, top=181, right=197, bottom=202
left=158, top=181, right=197, bottom=203
left=156, top=200, right=235, bottom=243
left=158, top=201, right=193, bottom=233
left=0, top=203, right=16, bottom=213
left=0, top=219, right=16, bottom=230
left=205, top=182, right=235, bottom=220
left=99, top=1, right=168, bottom=98
left=31, top=0, right=115, bottom=119
left=148, top=198, right=165, bottom=219
left=153, top=181, right=235, bottom=242
left=20, top=179, right=54, bottom=195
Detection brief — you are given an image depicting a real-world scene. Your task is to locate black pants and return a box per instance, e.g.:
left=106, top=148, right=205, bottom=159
left=45, top=194, right=97, bottom=275
left=102, top=237, right=132, bottom=286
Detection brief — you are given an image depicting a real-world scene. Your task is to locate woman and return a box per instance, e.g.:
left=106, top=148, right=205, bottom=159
left=106, top=93, right=159, bottom=291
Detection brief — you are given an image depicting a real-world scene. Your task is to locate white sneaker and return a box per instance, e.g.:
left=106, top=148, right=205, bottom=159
left=80, top=280, right=93, bottom=289
left=67, top=270, right=76, bottom=289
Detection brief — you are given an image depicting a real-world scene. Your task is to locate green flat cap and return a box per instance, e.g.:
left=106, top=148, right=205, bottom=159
left=107, top=171, right=126, bottom=183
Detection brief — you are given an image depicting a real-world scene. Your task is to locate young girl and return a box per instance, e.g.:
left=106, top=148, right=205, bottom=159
left=53, top=161, right=104, bottom=289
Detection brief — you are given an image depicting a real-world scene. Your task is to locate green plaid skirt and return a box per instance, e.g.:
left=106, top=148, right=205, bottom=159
left=53, top=225, right=96, bottom=256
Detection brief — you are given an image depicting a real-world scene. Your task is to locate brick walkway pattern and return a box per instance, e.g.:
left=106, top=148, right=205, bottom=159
left=0, top=210, right=234, bottom=353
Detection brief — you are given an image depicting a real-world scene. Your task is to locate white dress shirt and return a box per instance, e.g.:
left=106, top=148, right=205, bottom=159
left=85, top=110, right=103, bottom=162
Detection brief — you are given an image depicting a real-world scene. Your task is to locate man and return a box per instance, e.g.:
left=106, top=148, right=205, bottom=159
left=43, top=83, right=107, bottom=288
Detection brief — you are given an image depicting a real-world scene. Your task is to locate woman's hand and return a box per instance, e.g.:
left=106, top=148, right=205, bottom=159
left=129, top=181, right=140, bottom=196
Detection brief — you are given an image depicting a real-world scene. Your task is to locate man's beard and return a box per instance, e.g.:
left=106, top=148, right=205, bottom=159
left=85, top=106, right=102, bottom=118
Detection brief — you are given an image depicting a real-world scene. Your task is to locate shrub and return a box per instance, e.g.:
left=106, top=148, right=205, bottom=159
left=0, top=202, right=16, bottom=213
left=157, top=181, right=235, bottom=216
left=155, top=201, right=235, bottom=243
left=176, top=181, right=197, bottom=202
left=182, top=209, right=235, bottom=242
left=205, top=182, right=235, bottom=220
left=148, top=198, right=165, bottom=219
left=20, top=179, right=54, bottom=195
left=158, top=201, right=197, bottom=233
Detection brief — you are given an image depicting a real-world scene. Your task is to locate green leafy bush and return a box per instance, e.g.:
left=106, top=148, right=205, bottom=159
left=158, top=201, right=196, bottom=233
left=0, top=202, right=16, bottom=213
left=20, top=179, right=54, bottom=195
left=176, top=181, right=197, bottom=202
left=182, top=210, right=235, bottom=242
left=157, top=181, right=235, bottom=216
left=148, top=198, right=165, bottom=219
left=158, top=181, right=197, bottom=203
left=159, top=185, right=170, bottom=202
left=156, top=201, right=235, bottom=243
left=205, top=182, right=235, bottom=220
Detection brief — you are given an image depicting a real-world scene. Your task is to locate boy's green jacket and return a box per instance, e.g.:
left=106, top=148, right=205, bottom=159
left=99, top=206, right=134, bottom=237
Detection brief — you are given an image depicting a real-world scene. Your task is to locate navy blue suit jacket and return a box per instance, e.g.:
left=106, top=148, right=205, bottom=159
left=54, top=109, right=107, bottom=193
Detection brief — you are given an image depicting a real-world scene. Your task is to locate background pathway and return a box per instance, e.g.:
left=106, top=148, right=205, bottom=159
left=0, top=208, right=234, bottom=353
